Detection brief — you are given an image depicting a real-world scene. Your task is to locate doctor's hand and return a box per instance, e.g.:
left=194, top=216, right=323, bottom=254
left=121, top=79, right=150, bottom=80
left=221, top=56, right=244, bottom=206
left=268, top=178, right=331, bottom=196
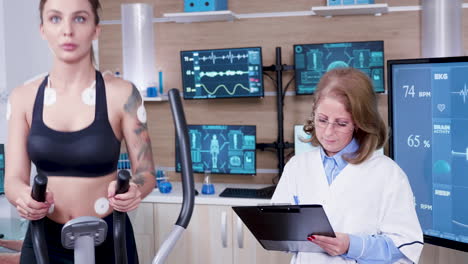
left=307, top=232, right=350, bottom=256
left=108, top=181, right=142, bottom=212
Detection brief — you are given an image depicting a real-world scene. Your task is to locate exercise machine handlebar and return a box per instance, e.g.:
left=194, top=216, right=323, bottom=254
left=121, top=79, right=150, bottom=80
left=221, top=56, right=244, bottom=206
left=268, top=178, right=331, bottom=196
left=114, top=169, right=131, bottom=264
left=31, top=173, right=50, bottom=264
left=152, top=88, right=195, bottom=264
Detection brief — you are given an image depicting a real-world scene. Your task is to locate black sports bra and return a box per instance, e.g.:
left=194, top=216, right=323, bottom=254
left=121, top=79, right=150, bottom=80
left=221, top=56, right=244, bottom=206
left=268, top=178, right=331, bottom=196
left=27, top=71, right=121, bottom=177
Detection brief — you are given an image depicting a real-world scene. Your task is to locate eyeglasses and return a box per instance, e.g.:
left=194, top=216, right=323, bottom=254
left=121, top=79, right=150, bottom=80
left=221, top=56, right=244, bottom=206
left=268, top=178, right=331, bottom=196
left=314, top=116, right=354, bottom=133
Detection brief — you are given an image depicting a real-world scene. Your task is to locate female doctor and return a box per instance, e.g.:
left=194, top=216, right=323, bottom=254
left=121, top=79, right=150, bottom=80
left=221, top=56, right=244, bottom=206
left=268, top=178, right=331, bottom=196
left=271, top=68, right=423, bottom=264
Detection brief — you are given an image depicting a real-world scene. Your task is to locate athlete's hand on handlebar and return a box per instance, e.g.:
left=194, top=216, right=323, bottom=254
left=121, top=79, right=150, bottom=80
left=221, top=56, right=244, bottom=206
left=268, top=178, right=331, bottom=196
left=107, top=181, right=142, bottom=212
left=16, top=187, right=54, bottom=220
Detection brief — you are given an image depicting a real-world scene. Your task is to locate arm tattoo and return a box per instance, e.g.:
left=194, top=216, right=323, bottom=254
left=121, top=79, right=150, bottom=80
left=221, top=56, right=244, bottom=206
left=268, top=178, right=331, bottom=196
left=124, top=84, right=142, bottom=113
left=125, top=84, right=148, bottom=134
left=135, top=123, right=148, bottom=135
left=124, top=84, right=154, bottom=187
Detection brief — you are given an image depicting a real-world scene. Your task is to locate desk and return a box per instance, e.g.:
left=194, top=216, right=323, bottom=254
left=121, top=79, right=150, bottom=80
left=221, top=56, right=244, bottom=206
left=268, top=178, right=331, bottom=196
left=133, top=183, right=292, bottom=264
left=142, top=182, right=272, bottom=206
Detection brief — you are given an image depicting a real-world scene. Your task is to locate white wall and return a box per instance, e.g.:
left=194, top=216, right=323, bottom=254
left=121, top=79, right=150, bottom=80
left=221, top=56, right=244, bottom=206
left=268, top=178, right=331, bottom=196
left=0, top=0, right=52, bottom=219
left=0, top=0, right=7, bottom=144
left=0, top=0, right=53, bottom=143
left=3, top=0, right=52, bottom=91
left=0, top=0, right=5, bottom=85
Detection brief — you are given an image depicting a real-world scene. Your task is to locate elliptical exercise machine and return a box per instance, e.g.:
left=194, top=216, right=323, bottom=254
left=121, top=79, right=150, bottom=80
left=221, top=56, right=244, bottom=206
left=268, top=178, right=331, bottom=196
left=30, top=89, right=195, bottom=264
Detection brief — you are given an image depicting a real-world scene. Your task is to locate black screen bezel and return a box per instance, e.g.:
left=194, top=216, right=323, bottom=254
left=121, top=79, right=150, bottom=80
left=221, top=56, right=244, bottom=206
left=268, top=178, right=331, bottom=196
left=294, top=40, right=385, bottom=95
left=180, top=46, right=264, bottom=100
left=388, top=55, right=468, bottom=252
left=175, top=124, right=257, bottom=175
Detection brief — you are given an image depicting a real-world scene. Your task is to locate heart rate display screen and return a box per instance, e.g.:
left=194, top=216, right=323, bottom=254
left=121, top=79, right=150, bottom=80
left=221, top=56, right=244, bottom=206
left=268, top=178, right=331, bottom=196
left=389, top=57, right=468, bottom=252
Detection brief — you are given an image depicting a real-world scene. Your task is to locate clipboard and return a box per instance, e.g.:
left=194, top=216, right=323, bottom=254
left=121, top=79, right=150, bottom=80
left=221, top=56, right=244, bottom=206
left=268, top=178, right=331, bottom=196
left=232, top=204, right=335, bottom=252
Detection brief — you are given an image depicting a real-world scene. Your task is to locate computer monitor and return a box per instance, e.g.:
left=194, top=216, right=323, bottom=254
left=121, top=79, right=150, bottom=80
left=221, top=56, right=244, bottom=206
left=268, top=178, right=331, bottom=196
left=294, top=125, right=318, bottom=156
left=180, top=47, right=264, bottom=99
left=294, top=40, right=385, bottom=94
left=176, top=125, right=256, bottom=175
left=0, top=144, right=4, bottom=194
left=388, top=56, right=468, bottom=252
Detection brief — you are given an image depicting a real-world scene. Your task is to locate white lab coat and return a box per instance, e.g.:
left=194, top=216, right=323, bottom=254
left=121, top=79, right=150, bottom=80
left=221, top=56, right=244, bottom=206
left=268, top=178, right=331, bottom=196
left=271, top=149, right=423, bottom=264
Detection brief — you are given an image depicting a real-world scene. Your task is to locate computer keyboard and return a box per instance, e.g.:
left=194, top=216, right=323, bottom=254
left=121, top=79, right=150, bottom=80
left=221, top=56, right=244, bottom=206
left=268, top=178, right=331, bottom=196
left=219, top=185, right=276, bottom=199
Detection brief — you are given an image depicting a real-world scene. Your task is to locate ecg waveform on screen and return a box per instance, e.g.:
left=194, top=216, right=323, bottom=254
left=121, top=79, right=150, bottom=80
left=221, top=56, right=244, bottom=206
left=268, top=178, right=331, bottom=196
left=181, top=47, right=263, bottom=99
left=199, top=70, right=249, bottom=78
left=199, top=83, right=250, bottom=95
left=451, top=83, right=468, bottom=104
left=199, top=51, right=249, bottom=64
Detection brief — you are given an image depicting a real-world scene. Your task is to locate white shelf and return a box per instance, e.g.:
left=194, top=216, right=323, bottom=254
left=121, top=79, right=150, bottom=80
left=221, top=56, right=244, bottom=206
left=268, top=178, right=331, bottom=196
left=102, top=5, right=423, bottom=25
left=143, top=94, right=168, bottom=102
left=312, top=3, right=389, bottom=17
left=163, top=10, right=236, bottom=23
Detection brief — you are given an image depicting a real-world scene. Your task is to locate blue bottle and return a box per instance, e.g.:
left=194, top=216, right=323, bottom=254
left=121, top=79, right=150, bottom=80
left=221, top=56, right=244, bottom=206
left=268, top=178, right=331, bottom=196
left=201, top=170, right=215, bottom=195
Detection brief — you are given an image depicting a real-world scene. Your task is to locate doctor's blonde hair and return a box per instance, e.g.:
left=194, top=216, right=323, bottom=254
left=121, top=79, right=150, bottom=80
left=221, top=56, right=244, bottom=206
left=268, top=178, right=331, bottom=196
left=304, top=67, right=387, bottom=164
